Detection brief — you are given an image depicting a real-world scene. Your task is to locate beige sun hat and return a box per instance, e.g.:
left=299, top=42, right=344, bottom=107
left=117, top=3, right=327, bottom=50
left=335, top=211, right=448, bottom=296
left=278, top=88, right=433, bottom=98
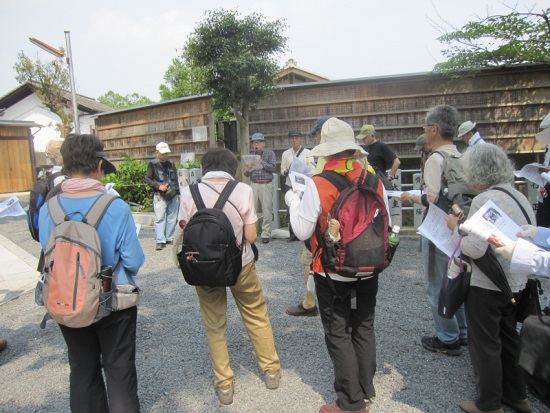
left=458, top=121, right=476, bottom=137
left=356, top=124, right=376, bottom=141
left=310, top=118, right=367, bottom=157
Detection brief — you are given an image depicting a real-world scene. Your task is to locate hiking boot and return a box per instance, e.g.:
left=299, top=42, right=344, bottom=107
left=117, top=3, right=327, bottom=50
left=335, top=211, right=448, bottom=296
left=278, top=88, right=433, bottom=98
left=265, top=370, right=282, bottom=390
left=285, top=303, right=319, bottom=317
left=319, top=402, right=369, bottom=413
left=156, top=243, right=165, bottom=251
left=459, top=400, right=503, bottom=413
left=215, top=382, right=234, bottom=405
left=421, top=336, right=462, bottom=356
left=501, top=398, right=531, bottom=413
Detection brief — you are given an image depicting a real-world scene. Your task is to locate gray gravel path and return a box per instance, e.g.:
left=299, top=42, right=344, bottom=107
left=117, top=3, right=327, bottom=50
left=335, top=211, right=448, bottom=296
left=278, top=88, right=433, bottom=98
left=0, top=193, right=548, bottom=413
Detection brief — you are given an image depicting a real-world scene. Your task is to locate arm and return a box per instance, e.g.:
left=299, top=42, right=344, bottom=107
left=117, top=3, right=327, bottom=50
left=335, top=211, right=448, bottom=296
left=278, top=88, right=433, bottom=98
left=286, top=179, right=321, bottom=240
left=509, top=238, right=550, bottom=277
left=244, top=223, right=257, bottom=244
left=261, top=150, right=276, bottom=173
left=144, top=161, right=160, bottom=191
left=389, top=157, right=401, bottom=177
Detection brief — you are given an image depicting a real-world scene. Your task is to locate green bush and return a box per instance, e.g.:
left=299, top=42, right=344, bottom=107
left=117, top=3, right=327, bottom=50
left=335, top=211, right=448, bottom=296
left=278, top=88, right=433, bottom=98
left=102, top=155, right=153, bottom=212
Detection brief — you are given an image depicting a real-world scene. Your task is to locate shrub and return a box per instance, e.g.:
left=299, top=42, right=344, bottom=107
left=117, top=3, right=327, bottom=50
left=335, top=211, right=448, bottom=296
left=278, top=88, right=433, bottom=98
left=102, top=155, right=153, bottom=212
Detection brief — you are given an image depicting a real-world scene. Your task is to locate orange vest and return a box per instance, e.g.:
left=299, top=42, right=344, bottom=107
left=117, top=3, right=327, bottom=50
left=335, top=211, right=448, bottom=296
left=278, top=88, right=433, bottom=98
left=310, top=158, right=384, bottom=274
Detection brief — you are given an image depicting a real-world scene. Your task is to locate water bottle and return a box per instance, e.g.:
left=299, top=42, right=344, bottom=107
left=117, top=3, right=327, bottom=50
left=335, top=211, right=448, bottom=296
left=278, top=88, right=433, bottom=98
left=389, top=225, right=400, bottom=247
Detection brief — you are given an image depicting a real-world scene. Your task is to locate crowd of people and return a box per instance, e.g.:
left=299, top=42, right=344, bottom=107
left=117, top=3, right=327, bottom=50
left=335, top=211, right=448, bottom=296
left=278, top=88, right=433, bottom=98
left=7, top=105, right=548, bottom=413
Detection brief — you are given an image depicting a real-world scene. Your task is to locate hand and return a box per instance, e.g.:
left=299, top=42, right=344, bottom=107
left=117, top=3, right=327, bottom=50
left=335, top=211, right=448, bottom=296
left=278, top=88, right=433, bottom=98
left=281, top=168, right=289, bottom=177
left=328, top=219, right=341, bottom=242
left=445, top=214, right=459, bottom=231
left=285, top=190, right=301, bottom=207
left=487, top=234, right=505, bottom=247
left=159, top=184, right=168, bottom=192
left=255, top=154, right=262, bottom=162
left=518, top=225, right=538, bottom=239
left=494, top=242, right=516, bottom=261
left=400, top=192, right=412, bottom=205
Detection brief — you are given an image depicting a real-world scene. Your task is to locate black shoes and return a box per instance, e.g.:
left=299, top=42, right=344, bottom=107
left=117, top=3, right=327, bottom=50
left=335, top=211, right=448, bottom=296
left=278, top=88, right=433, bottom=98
left=262, top=238, right=270, bottom=244
left=156, top=243, right=165, bottom=251
left=421, top=336, right=462, bottom=356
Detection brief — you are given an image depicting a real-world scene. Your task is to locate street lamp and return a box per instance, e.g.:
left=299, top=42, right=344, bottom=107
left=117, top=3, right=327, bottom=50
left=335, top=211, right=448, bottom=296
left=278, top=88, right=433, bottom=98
left=29, top=31, right=80, bottom=134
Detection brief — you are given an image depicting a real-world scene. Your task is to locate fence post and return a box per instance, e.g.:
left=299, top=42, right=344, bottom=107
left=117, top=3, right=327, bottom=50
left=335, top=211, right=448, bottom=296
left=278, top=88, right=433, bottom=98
left=413, top=172, right=424, bottom=228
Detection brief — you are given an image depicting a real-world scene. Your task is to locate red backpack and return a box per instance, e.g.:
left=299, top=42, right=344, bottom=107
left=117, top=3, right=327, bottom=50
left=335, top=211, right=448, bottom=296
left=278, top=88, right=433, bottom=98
left=315, top=169, right=392, bottom=278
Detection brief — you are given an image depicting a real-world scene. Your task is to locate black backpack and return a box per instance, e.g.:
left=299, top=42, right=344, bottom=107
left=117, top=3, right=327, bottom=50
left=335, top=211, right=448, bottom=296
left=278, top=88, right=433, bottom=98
left=177, top=181, right=244, bottom=287
left=27, top=170, right=66, bottom=242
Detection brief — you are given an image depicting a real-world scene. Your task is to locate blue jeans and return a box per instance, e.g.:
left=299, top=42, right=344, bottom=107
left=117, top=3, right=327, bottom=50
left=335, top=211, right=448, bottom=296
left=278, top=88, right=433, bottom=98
left=421, top=236, right=467, bottom=344
left=153, top=192, right=178, bottom=244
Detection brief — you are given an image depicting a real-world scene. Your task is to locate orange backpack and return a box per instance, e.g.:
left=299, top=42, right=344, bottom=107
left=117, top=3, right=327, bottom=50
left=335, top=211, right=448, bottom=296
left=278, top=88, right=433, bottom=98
left=40, top=194, right=117, bottom=327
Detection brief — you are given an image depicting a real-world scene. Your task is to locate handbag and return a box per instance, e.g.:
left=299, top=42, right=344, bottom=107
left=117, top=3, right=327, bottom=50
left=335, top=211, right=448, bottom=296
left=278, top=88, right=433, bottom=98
left=161, top=186, right=177, bottom=202
left=515, top=278, right=543, bottom=323
left=438, top=236, right=472, bottom=319
left=518, top=314, right=550, bottom=407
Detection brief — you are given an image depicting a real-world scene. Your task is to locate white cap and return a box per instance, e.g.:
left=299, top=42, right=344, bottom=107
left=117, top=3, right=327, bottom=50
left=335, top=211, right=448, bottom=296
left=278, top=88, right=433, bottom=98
left=392, top=225, right=401, bottom=233
left=156, top=142, right=171, bottom=154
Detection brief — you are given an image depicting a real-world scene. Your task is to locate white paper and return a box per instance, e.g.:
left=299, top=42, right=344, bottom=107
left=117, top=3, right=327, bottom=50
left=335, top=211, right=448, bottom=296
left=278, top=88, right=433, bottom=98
left=290, top=156, right=315, bottom=177
left=386, top=189, right=423, bottom=198
left=0, top=196, right=26, bottom=218
left=289, top=171, right=311, bottom=192
left=514, top=163, right=546, bottom=187
left=242, top=155, right=262, bottom=171
left=417, top=203, right=456, bottom=257
left=459, top=200, right=521, bottom=246
left=135, top=224, right=141, bottom=237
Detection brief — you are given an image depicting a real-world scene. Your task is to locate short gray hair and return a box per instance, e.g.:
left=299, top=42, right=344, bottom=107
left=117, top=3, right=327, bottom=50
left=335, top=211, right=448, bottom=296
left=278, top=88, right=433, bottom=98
left=461, top=144, right=514, bottom=188
left=426, top=105, right=459, bottom=141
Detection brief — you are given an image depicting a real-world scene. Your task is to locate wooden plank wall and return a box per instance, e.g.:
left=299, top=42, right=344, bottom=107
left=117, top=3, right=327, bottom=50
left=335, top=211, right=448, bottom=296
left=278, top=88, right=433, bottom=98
left=0, top=126, right=35, bottom=193
left=249, top=65, right=550, bottom=169
left=95, top=96, right=215, bottom=166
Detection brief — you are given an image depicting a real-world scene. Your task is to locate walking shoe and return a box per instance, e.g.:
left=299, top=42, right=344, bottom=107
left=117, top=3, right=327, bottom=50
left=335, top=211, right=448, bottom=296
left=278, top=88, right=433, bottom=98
left=285, top=303, right=319, bottom=317
left=265, top=370, right=282, bottom=390
left=215, top=382, right=234, bottom=405
left=262, top=238, right=270, bottom=244
left=0, top=339, right=7, bottom=352
left=166, top=240, right=173, bottom=245
left=501, top=398, right=531, bottom=413
left=421, top=336, right=462, bottom=356
left=319, top=402, right=369, bottom=412
left=156, top=243, right=165, bottom=251
left=543, top=306, right=550, bottom=315
left=459, top=400, right=503, bottom=413
left=459, top=337, right=468, bottom=346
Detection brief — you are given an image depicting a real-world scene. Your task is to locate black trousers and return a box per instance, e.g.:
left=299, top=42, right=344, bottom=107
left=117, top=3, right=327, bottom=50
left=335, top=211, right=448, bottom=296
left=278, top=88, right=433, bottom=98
left=314, top=273, right=378, bottom=411
left=59, top=306, right=140, bottom=413
left=465, top=287, right=526, bottom=411
left=282, top=184, right=296, bottom=238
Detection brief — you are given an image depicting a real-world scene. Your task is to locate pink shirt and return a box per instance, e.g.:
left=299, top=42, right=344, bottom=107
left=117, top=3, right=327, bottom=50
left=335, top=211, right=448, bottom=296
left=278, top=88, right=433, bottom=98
left=178, top=180, right=258, bottom=266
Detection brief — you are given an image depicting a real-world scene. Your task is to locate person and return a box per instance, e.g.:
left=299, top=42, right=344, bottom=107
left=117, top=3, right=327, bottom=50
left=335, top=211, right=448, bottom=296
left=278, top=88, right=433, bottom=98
left=457, top=121, right=486, bottom=146
left=400, top=105, right=468, bottom=356
left=243, top=132, right=276, bottom=243
left=444, top=143, right=535, bottom=413
left=38, top=133, right=145, bottom=413
left=280, top=129, right=314, bottom=242
left=356, top=124, right=400, bottom=190
left=177, top=147, right=281, bottom=405
left=286, top=117, right=388, bottom=413
left=145, top=141, right=180, bottom=251
left=535, top=114, right=550, bottom=227
left=414, top=133, right=432, bottom=173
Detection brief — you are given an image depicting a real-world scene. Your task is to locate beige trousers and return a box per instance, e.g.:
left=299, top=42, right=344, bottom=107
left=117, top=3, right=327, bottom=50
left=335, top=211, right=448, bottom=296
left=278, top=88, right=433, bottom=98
left=251, top=182, right=273, bottom=238
left=195, top=261, right=281, bottom=388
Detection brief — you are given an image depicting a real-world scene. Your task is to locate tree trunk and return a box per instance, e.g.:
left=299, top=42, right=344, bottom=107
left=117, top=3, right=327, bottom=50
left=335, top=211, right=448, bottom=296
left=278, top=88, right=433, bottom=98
left=234, top=102, right=250, bottom=181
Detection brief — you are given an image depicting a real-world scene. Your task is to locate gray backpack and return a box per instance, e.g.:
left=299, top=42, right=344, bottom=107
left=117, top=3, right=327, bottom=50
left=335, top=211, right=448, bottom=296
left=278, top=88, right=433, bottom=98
left=39, top=194, right=117, bottom=328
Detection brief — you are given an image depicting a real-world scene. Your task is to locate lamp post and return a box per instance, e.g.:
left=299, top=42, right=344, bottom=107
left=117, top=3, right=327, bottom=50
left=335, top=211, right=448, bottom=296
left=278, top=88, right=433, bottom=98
left=29, top=31, right=80, bottom=134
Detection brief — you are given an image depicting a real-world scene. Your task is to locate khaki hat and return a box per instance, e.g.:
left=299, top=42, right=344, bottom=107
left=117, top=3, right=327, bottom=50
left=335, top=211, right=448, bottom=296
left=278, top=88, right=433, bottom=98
left=414, top=134, right=426, bottom=151
left=458, top=121, right=476, bottom=138
left=356, top=124, right=375, bottom=141
left=156, top=142, right=171, bottom=154
left=310, top=118, right=367, bottom=157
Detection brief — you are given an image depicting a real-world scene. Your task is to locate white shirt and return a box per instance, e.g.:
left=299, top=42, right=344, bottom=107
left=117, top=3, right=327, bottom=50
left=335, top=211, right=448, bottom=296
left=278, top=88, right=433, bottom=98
left=469, top=132, right=486, bottom=146
left=280, top=146, right=314, bottom=186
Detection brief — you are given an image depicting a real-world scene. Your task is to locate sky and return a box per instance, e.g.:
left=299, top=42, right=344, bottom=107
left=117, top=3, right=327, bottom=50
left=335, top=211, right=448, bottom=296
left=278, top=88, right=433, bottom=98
left=1, top=0, right=541, bottom=103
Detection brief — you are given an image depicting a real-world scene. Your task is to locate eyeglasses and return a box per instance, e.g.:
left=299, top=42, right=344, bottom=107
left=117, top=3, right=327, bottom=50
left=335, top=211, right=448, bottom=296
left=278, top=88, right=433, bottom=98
left=423, top=124, right=434, bottom=129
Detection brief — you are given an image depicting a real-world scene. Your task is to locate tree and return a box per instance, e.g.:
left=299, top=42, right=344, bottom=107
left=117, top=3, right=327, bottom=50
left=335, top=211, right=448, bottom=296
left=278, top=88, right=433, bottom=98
left=159, top=57, right=207, bottom=100
left=183, top=9, right=287, bottom=157
left=14, top=50, right=74, bottom=138
left=433, top=5, right=550, bottom=75
left=98, top=91, right=153, bottom=109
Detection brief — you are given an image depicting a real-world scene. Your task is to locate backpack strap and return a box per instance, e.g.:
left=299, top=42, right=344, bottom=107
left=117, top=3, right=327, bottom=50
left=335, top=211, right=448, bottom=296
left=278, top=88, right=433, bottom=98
left=213, top=180, right=238, bottom=210
left=492, top=187, right=533, bottom=225
left=47, top=196, right=68, bottom=227
left=84, top=194, right=118, bottom=228
left=319, top=170, right=352, bottom=192
left=190, top=183, right=207, bottom=210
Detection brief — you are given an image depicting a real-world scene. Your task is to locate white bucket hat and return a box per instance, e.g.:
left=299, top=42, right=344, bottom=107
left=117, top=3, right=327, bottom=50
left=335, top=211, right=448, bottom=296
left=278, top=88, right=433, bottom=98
left=458, top=121, right=476, bottom=137
left=310, top=118, right=367, bottom=157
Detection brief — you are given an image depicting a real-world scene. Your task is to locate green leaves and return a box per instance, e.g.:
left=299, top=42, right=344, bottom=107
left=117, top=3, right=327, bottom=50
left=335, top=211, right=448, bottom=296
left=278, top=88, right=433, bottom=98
left=434, top=7, right=550, bottom=76
left=97, top=91, right=153, bottom=109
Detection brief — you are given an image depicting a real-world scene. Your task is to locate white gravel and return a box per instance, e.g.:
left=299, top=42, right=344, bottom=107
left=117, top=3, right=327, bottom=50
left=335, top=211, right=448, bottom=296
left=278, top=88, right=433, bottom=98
left=0, top=193, right=548, bottom=413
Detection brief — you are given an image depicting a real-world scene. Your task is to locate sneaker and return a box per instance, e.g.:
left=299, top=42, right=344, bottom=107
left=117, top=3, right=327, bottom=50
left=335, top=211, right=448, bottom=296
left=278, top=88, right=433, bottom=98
left=156, top=243, right=165, bottom=251
left=501, top=398, right=531, bottom=413
left=215, top=382, right=234, bottom=405
left=459, top=400, right=503, bottom=413
left=421, top=336, right=462, bottom=356
left=285, top=303, right=319, bottom=317
left=166, top=240, right=173, bottom=245
left=319, top=402, right=369, bottom=413
left=265, top=370, right=282, bottom=390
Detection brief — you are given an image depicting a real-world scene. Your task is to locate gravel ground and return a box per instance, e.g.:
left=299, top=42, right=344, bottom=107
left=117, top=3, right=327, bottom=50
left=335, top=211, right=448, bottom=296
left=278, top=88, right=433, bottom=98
left=0, top=193, right=548, bottom=413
